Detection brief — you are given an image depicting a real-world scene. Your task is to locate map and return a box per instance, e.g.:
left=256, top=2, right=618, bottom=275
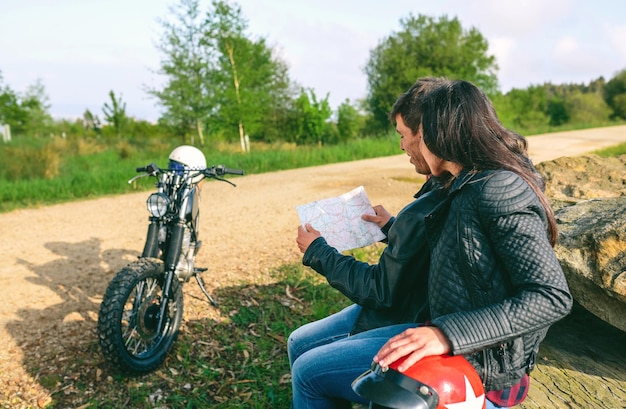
left=296, top=186, right=386, bottom=252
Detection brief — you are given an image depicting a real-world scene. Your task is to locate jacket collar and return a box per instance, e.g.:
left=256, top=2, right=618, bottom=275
left=448, top=168, right=480, bottom=194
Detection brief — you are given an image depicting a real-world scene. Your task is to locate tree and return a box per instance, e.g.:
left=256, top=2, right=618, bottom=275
left=206, top=0, right=293, bottom=151
left=149, top=0, right=293, bottom=149
left=336, top=99, right=362, bottom=142
left=21, top=79, right=53, bottom=137
left=209, top=1, right=262, bottom=151
left=102, top=90, right=128, bottom=138
left=540, top=79, right=612, bottom=127
left=0, top=72, right=54, bottom=137
left=502, top=86, right=549, bottom=131
left=0, top=74, right=28, bottom=135
left=566, top=91, right=611, bottom=124
left=604, top=69, right=626, bottom=119
left=83, top=109, right=102, bottom=136
left=547, top=96, right=569, bottom=126
left=289, top=88, right=333, bottom=145
left=364, top=14, right=498, bottom=133
left=148, top=0, right=215, bottom=145
left=256, top=61, right=296, bottom=143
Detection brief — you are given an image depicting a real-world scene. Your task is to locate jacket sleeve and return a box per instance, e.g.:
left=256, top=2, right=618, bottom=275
left=302, top=186, right=444, bottom=309
left=432, top=172, right=573, bottom=354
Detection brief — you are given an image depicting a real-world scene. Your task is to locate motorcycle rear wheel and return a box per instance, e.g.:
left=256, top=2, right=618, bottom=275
left=97, top=258, right=183, bottom=374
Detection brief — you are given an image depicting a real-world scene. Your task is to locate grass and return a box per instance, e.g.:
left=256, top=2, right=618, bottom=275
left=511, top=120, right=625, bottom=137
left=593, top=142, right=626, bottom=157
left=0, top=135, right=400, bottom=213
left=27, top=249, right=386, bottom=408
left=2, top=123, right=625, bottom=214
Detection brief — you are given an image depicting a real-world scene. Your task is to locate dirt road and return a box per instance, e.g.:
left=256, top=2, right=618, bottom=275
left=1, top=125, right=625, bottom=407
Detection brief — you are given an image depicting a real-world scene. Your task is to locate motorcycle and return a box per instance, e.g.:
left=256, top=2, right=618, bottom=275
left=97, top=145, right=244, bottom=374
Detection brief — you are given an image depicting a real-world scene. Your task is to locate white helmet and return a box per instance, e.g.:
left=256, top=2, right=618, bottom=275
left=168, top=145, right=207, bottom=183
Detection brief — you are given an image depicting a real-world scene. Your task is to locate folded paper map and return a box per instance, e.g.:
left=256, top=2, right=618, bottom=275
left=296, top=186, right=386, bottom=252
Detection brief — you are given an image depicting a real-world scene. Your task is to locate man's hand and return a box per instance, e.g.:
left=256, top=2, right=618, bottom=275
left=296, top=223, right=322, bottom=253
left=362, top=205, right=392, bottom=228
left=373, top=326, right=452, bottom=372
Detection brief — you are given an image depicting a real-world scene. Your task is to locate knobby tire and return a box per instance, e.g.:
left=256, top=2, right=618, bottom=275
left=97, top=258, right=183, bottom=374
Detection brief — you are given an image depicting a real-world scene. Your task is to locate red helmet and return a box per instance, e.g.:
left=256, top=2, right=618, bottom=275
left=352, top=355, right=486, bottom=409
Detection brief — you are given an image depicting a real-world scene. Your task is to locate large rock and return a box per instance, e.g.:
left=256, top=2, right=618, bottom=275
left=537, top=154, right=626, bottom=208
left=536, top=155, right=626, bottom=332
left=552, top=197, right=626, bottom=331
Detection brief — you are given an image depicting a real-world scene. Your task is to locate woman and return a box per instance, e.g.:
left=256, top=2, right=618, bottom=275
left=373, top=80, right=573, bottom=408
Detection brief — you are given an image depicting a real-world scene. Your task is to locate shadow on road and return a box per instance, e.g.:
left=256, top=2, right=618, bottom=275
left=3, top=238, right=138, bottom=404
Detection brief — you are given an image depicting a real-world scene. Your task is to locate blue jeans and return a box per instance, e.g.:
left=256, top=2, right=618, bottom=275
left=288, top=304, right=508, bottom=409
left=288, top=305, right=415, bottom=408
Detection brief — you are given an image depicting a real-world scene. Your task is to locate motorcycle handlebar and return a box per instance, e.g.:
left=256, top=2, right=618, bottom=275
left=214, top=165, right=245, bottom=176
left=136, top=163, right=160, bottom=174
left=134, top=163, right=244, bottom=179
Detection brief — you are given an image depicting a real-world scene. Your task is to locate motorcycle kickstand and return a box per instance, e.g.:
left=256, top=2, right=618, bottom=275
left=194, top=269, right=219, bottom=307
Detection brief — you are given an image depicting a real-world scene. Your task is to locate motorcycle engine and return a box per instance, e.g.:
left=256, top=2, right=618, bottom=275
left=175, top=227, right=196, bottom=281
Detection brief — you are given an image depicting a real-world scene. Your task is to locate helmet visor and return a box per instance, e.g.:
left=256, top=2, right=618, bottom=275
left=352, top=364, right=437, bottom=409
left=168, top=160, right=185, bottom=175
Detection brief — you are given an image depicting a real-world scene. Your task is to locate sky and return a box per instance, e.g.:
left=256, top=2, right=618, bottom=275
left=1, top=0, right=625, bottom=122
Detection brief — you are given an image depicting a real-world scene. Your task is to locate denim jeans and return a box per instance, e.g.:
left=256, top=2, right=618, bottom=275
left=288, top=304, right=509, bottom=409
left=288, top=304, right=415, bottom=408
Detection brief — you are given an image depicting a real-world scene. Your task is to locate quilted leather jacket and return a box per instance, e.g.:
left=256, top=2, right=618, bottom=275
left=426, top=169, right=573, bottom=391
left=302, top=178, right=447, bottom=334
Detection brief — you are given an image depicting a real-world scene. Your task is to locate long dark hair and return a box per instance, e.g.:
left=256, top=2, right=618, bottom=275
left=420, top=80, right=558, bottom=246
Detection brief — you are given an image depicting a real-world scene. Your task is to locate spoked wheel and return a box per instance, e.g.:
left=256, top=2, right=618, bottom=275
left=97, top=258, right=183, bottom=374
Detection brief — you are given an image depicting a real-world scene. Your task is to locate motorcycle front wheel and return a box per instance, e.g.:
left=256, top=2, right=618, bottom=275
left=97, top=258, right=183, bottom=374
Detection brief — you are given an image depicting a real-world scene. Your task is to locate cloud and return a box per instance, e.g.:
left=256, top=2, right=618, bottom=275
left=489, top=37, right=516, bottom=70
left=492, top=40, right=551, bottom=90
left=551, top=37, right=599, bottom=78
left=549, top=25, right=626, bottom=83
left=554, top=37, right=579, bottom=56
left=240, top=0, right=383, bottom=107
left=607, top=23, right=626, bottom=61
left=462, top=0, right=573, bottom=37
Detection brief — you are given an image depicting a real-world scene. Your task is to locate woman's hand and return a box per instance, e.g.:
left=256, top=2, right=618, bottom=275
left=373, top=326, right=452, bottom=372
left=296, top=223, right=322, bottom=253
left=362, top=205, right=392, bottom=228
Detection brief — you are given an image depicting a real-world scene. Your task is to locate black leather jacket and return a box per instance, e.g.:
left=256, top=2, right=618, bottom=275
left=426, top=169, right=572, bottom=391
left=302, top=178, right=447, bottom=334
left=303, top=170, right=572, bottom=391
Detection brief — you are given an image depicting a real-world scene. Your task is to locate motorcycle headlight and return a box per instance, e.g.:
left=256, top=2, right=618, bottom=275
left=146, top=193, right=170, bottom=217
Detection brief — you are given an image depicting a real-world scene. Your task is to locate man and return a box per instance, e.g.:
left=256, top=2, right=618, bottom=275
left=289, top=77, right=450, bottom=408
